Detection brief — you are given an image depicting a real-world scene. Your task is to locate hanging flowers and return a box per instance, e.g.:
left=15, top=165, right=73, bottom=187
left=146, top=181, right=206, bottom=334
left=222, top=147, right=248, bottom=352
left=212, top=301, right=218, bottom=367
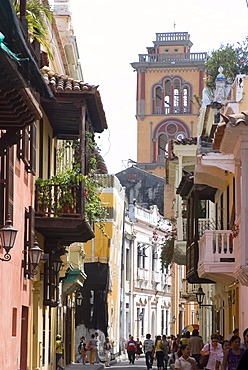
left=229, top=222, right=239, bottom=240
left=159, top=217, right=177, bottom=269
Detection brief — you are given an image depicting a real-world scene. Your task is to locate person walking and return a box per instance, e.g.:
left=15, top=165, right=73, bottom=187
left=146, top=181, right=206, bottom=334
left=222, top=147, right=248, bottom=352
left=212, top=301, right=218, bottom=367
left=181, top=332, right=191, bottom=345
left=236, top=348, right=248, bottom=370
left=55, top=334, right=64, bottom=370
left=88, top=333, right=97, bottom=364
left=144, top=333, right=155, bottom=370
left=162, top=334, right=170, bottom=369
left=81, top=341, right=87, bottom=365
left=240, top=328, right=248, bottom=351
left=127, top=335, right=136, bottom=364
left=77, top=336, right=86, bottom=363
left=222, top=335, right=244, bottom=370
left=200, top=333, right=222, bottom=370
left=188, top=329, right=204, bottom=365
left=95, top=332, right=100, bottom=363
left=155, top=335, right=165, bottom=370
left=215, top=340, right=230, bottom=370
left=103, top=337, right=112, bottom=367
left=175, top=344, right=198, bottom=370
left=135, top=337, right=143, bottom=359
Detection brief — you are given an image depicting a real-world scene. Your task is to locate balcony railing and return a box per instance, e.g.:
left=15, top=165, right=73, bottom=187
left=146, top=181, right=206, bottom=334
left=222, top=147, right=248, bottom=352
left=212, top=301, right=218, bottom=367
left=152, top=271, right=160, bottom=282
left=199, top=230, right=234, bottom=263
left=35, top=183, right=82, bottom=217
left=137, top=267, right=149, bottom=280
left=198, top=230, right=236, bottom=284
left=138, top=52, right=207, bottom=63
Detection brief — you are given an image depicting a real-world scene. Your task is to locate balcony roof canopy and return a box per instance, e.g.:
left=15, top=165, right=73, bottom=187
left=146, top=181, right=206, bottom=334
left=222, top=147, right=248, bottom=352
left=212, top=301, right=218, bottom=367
left=41, top=68, right=107, bottom=139
left=177, top=172, right=217, bottom=201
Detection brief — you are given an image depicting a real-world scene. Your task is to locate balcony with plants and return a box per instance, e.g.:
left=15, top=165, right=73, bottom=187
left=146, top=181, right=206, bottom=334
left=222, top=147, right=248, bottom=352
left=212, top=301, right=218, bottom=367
left=35, top=134, right=108, bottom=243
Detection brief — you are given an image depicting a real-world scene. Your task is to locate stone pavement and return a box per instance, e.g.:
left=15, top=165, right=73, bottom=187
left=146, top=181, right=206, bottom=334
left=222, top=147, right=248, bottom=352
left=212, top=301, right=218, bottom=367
left=65, top=364, right=104, bottom=370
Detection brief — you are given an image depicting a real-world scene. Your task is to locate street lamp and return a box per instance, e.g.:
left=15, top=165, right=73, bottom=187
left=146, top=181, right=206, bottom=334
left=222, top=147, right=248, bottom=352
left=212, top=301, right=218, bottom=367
left=76, top=291, right=83, bottom=306
left=195, top=287, right=213, bottom=307
left=0, top=214, right=18, bottom=261
left=52, top=254, right=63, bottom=274
left=23, top=237, right=43, bottom=277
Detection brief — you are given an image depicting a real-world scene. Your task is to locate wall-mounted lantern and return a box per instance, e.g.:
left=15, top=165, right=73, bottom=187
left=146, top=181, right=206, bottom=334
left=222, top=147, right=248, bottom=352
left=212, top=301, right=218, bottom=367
left=0, top=214, right=18, bottom=261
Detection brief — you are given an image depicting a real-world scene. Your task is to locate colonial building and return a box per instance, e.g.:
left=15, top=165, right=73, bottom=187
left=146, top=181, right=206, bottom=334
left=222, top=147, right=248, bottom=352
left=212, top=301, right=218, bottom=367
left=177, top=69, right=248, bottom=341
left=0, top=1, right=108, bottom=369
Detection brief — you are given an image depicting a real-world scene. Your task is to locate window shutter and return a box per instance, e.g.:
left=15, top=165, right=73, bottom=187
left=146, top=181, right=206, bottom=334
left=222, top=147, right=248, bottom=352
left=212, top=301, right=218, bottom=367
left=29, top=123, right=36, bottom=175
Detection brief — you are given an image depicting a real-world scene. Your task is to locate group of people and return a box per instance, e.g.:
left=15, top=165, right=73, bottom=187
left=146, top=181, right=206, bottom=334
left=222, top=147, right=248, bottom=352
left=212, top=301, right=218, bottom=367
left=126, top=328, right=248, bottom=370
left=77, top=333, right=112, bottom=367
left=173, top=328, right=248, bottom=370
left=126, top=333, right=170, bottom=369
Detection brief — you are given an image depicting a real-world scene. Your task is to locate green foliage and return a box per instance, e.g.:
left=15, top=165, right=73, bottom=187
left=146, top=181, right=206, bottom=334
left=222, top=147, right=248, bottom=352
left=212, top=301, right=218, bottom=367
left=13, top=0, right=54, bottom=59
left=160, top=217, right=177, bottom=269
left=205, top=38, right=248, bottom=91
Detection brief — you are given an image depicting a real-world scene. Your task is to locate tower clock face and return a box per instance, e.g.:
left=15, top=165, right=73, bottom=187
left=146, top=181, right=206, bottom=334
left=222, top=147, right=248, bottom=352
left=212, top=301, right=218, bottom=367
left=176, top=133, right=185, bottom=140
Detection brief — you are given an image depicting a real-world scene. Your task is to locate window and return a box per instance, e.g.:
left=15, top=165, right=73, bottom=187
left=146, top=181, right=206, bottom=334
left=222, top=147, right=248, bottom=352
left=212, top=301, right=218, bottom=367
left=155, top=87, right=162, bottom=114
left=12, top=307, right=17, bottom=336
left=174, top=79, right=180, bottom=114
left=183, top=88, right=189, bottom=113
left=158, top=134, right=167, bottom=155
left=18, top=123, right=37, bottom=175
left=153, top=77, right=192, bottom=115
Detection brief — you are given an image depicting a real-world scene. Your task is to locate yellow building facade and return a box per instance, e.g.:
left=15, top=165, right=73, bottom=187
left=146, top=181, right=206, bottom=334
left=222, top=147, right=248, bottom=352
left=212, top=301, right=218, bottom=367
left=78, top=175, right=125, bottom=354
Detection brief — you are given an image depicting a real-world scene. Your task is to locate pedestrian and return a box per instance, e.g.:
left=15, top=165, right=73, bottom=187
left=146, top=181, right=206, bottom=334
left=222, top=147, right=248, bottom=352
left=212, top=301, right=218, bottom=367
left=81, top=342, right=87, bottom=365
left=55, top=334, right=64, bottom=370
left=103, top=337, right=112, bottom=367
left=143, top=333, right=155, bottom=370
left=215, top=340, right=230, bottom=370
left=155, top=335, right=165, bottom=370
left=240, top=328, right=248, bottom=351
left=88, top=333, right=97, bottom=364
left=175, top=344, right=198, bottom=370
left=188, top=329, right=204, bottom=365
left=95, top=332, right=100, bottom=363
left=127, top=335, right=136, bottom=364
left=136, top=337, right=143, bottom=359
left=236, top=348, right=248, bottom=370
left=181, top=332, right=191, bottom=345
left=222, top=335, right=244, bottom=370
left=162, top=334, right=170, bottom=369
left=77, top=336, right=85, bottom=363
left=200, top=333, right=222, bottom=370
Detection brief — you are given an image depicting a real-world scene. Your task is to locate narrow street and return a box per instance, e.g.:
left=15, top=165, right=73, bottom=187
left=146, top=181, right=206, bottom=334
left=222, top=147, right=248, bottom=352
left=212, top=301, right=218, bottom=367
left=65, top=356, right=154, bottom=370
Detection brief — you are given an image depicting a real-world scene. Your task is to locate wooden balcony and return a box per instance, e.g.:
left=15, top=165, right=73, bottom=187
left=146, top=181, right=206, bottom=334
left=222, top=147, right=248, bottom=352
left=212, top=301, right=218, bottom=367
left=35, top=183, right=94, bottom=244
left=198, top=230, right=236, bottom=285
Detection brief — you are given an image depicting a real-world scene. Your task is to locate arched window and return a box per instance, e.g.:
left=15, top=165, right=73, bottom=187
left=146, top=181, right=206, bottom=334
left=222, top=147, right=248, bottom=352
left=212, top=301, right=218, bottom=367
left=155, top=87, right=162, bottom=114
left=158, top=134, right=167, bottom=155
left=164, top=79, right=171, bottom=114
left=174, top=79, right=180, bottom=114
left=183, top=87, right=189, bottom=113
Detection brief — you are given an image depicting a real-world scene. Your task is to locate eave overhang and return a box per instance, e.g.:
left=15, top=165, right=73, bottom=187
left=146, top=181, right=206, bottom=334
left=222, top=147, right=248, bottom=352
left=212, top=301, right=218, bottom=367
left=35, top=216, right=95, bottom=245
left=41, top=68, right=107, bottom=138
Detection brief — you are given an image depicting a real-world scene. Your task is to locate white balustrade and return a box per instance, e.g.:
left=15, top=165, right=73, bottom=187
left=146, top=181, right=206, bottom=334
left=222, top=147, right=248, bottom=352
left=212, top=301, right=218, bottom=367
left=199, top=230, right=234, bottom=264
left=137, top=267, right=149, bottom=280
left=152, top=271, right=160, bottom=282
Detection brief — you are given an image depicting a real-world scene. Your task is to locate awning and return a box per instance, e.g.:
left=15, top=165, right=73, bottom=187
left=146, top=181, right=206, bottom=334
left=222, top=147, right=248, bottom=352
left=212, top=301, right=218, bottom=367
left=61, top=267, right=87, bottom=296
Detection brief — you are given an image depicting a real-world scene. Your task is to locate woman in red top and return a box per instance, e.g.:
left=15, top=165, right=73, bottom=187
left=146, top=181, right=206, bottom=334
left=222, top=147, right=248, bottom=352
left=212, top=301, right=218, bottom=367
left=127, top=336, right=136, bottom=364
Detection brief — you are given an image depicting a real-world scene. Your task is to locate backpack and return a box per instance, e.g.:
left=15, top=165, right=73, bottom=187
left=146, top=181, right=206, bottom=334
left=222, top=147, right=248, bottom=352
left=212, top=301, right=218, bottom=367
left=78, top=343, right=82, bottom=354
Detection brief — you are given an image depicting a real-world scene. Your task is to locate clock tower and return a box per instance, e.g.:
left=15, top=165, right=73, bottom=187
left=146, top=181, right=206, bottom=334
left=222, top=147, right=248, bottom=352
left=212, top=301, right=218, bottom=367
left=131, top=32, right=207, bottom=178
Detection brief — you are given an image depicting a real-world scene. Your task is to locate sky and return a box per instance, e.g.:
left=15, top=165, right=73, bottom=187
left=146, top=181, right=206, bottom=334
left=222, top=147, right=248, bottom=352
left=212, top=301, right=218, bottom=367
left=67, top=0, right=248, bottom=174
